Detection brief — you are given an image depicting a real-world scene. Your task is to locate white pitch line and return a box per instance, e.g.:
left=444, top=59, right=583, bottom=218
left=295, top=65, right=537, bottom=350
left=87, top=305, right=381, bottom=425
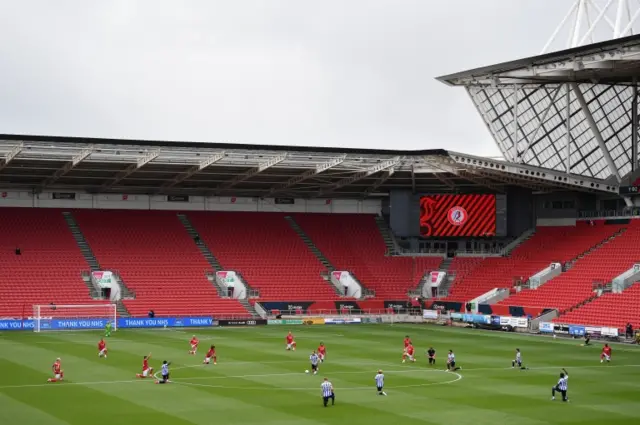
left=2, top=363, right=638, bottom=391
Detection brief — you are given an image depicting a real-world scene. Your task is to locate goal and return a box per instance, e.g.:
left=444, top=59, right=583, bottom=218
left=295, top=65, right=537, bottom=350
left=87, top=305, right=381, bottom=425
left=32, top=304, right=117, bottom=333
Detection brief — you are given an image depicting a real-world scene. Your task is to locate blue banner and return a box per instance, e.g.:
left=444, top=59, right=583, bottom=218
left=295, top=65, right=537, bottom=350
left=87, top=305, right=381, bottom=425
left=462, top=314, right=490, bottom=324
left=0, top=317, right=214, bottom=331
left=569, top=325, right=586, bottom=336
left=539, top=322, right=554, bottom=333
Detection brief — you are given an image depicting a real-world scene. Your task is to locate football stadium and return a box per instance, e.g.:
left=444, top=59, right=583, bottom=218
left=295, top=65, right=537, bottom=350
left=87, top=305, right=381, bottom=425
left=2, top=2, right=640, bottom=425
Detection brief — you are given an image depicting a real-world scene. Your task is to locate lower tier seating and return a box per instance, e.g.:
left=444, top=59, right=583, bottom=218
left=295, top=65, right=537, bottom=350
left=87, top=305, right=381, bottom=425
left=73, top=210, right=249, bottom=318
left=294, top=213, right=442, bottom=298
left=189, top=212, right=338, bottom=301
left=555, top=283, right=640, bottom=330
left=446, top=223, right=623, bottom=302
left=0, top=208, right=107, bottom=318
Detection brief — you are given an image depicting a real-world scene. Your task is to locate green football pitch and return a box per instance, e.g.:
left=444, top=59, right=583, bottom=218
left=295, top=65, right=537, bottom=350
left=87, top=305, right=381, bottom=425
left=1, top=324, right=639, bottom=425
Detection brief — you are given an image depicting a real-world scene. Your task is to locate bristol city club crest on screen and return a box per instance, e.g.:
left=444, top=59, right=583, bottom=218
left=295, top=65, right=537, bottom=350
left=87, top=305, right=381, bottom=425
left=447, top=206, right=468, bottom=226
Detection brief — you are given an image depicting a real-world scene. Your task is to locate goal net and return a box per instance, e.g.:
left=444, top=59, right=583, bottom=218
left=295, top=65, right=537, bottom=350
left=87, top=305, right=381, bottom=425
left=32, top=304, right=117, bottom=332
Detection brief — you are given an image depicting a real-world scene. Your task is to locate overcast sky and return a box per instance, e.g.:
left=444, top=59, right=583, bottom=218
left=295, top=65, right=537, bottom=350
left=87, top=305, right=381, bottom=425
left=0, top=0, right=594, bottom=157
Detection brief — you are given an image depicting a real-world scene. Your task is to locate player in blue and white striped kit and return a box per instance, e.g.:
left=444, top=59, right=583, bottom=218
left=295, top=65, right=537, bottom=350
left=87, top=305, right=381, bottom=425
left=310, top=351, right=320, bottom=375
left=552, top=368, right=569, bottom=402
left=156, top=360, right=171, bottom=384
left=375, top=369, right=387, bottom=396
left=321, top=378, right=335, bottom=407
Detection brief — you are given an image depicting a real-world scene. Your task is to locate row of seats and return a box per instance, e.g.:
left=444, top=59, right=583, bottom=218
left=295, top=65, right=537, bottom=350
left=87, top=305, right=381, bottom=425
left=445, top=222, right=622, bottom=301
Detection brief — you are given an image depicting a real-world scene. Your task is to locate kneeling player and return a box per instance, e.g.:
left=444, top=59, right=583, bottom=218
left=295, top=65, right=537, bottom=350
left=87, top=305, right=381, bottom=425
left=189, top=335, right=199, bottom=355
left=286, top=331, right=297, bottom=351
left=318, top=342, right=326, bottom=363
left=156, top=360, right=171, bottom=384
left=204, top=345, right=217, bottom=365
left=402, top=344, right=416, bottom=363
left=47, top=358, right=64, bottom=382
left=512, top=348, right=526, bottom=369
left=427, top=347, right=436, bottom=365
left=601, top=344, right=612, bottom=363
left=446, top=350, right=461, bottom=371
left=98, top=338, right=108, bottom=359
left=136, top=353, right=153, bottom=378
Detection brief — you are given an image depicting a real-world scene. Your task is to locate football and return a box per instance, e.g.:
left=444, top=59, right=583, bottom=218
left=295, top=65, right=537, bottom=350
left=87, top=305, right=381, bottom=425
left=305, top=370, right=309, bottom=374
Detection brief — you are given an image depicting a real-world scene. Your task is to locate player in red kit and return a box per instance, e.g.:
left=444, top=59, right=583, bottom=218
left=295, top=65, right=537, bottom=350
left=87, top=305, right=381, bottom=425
left=98, top=338, right=108, bottom=359
left=404, top=335, right=412, bottom=348
left=286, top=331, right=296, bottom=351
left=601, top=344, right=612, bottom=363
left=136, top=353, right=154, bottom=378
left=203, top=345, right=217, bottom=365
left=317, top=342, right=326, bottom=363
left=47, top=358, right=64, bottom=382
left=402, top=344, right=416, bottom=363
left=189, top=335, right=199, bottom=355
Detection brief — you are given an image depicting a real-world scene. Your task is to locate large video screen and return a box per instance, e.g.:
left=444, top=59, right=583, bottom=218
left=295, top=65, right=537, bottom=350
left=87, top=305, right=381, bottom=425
left=419, top=194, right=496, bottom=237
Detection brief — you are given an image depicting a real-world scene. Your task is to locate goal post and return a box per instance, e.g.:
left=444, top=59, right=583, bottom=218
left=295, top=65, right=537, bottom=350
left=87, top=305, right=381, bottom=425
left=32, top=304, right=117, bottom=333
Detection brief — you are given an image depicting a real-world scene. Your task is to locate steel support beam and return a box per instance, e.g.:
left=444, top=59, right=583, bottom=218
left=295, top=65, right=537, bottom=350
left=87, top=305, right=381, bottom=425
left=565, top=84, right=572, bottom=174
left=519, top=86, right=563, bottom=162
left=0, top=142, right=23, bottom=171
left=317, top=157, right=400, bottom=197
left=41, top=145, right=94, bottom=188
left=510, top=85, right=520, bottom=162
left=362, top=168, right=395, bottom=197
left=216, top=153, right=287, bottom=192
left=632, top=78, right=638, bottom=172
left=101, top=149, right=160, bottom=189
left=269, top=155, right=345, bottom=195
left=571, top=82, right=621, bottom=182
left=160, top=152, right=225, bottom=191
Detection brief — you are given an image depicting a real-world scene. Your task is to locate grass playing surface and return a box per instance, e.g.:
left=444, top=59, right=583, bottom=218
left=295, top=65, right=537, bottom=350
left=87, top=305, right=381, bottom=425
left=1, top=324, right=640, bottom=425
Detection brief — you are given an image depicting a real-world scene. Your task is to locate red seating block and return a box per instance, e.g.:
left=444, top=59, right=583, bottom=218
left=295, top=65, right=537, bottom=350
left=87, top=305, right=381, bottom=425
left=188, top=212, right=338, bottom=301
left=0, top=208, right=108, bottom=318
left=293, top=214, right=442, bottom=299
left=73, top=210, right=248, bottom=318
left=445, top=222, right=622, bottom=302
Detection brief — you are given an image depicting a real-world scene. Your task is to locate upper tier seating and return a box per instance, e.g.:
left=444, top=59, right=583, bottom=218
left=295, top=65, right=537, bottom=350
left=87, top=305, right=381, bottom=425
left=502, top=222, right=635, bottom=311
left=293, top=214, right=442, bottom=298
left=445, top=223, right=622, bottom=302
left=188, top=212, right=337, bottom=301
left=556, top=283, right=640, bottom=330
left=0, top=208, right=108, bottom=318
left=73, top=210, right=248, bottom=317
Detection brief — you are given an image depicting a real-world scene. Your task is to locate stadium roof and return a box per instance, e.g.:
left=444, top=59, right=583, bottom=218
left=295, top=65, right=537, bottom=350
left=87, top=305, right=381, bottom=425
left=0, top=134, right=619, bottom=198
left=437, top=34, right=640, bottom=188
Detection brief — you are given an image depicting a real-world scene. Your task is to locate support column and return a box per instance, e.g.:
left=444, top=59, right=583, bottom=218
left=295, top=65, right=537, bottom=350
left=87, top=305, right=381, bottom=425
left=565, top=84, right=572, bottom=174
left=571, top=83, right=621, bottom=182
left=511, top=85, right=520, bottom=162
left=632, top=79, right=638, bottom=173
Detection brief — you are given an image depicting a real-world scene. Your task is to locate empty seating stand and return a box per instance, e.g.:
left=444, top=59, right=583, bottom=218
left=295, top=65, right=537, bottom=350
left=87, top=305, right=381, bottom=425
left=445, top=222, right=622, bottom=302
left=188, top=212, right=337, bottom=301
left=73, top=210, right=248, bottom=318
left=0, top=208, right=108, bottom=318
left=293, top=214, right=442, bottom=298
left=502, top=222, right=631, bottom=311
left=556, top=283, right=640, bottom=330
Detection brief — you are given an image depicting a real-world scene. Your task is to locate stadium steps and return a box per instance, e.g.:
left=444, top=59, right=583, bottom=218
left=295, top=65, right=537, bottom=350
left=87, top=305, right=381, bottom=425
left=374, top=215, right=397, bottom=255
left=237, top=298, right=260, bottom=317
left=284, top=215, right=336, bottom=272
left=177, top=213, right=223, bottom=272
left=564, top=228, right=627, bottom=271
left=63, top=211, right=136, bottom=304
left=501, top=228, right=536, bottom=256
left=115, top=300, right=130, bottom=317
left=414, top=257, right=452, bottom=295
